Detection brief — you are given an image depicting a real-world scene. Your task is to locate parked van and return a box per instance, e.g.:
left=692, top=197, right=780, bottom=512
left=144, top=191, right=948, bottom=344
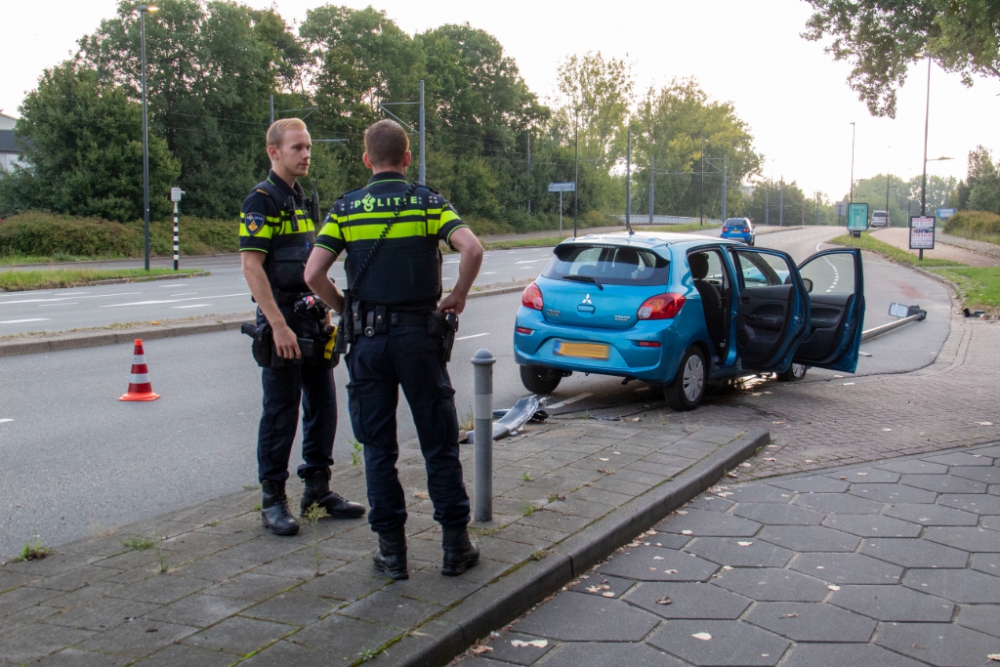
left=872, top=210, right=889, bottom=228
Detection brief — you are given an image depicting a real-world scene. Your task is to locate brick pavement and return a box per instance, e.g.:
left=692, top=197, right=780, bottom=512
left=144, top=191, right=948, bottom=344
left=455, top=442, right=1000, bottom=667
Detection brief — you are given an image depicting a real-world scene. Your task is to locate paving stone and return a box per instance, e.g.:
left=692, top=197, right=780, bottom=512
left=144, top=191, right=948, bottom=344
left=291, top=613, right=399, bottom=656
left=721, top=485, right=796, bottom=504
left=684, top=537, right=794, bottom=568
left=829, top=584, right=954, bottom=621
left=903, top=568, right=1000, bottom=603
left=861, top=537, right=970, bottom=568
left=642, top=531, right=692, bottom=549
left=386, top=567, right=481, bottom=606
left=731, top=503, right=824, bottom=525
left=876, top=622, right=999, bottom=667
left=599, top=546, right=719, bottom=582
left=38, top=583, right=127, bottom=610
left=922, top=525, right=1000, bottom=552
left=657, top=509, right=761, bottom=537
left=242, top=590, right=336, bottom=626
left=76, top=619, right=198, bottom=658
left=955, top=604, right=1000, bottom=638
left=516, top=509, right=593, bottom=534
left=202, top=572, right=298, bottom=601
left=166, top=557, right=256, bottom=581
left=847, top=483, right=938, bottom=504
left=684, top=495, right=736, bottom=512
left=876, top=459, right=949, bottom=475
left=826, top=468, right=901, bottom=483
left=772, top=476, right=850, bottom=493
left=790, top=553, right=902, bottom=584
left=745, top=601, right=876, bottom=642
left=338, top=589, right=441, bottom=629
left=0, top=623, right=96, bottom=663
left=949, top=466, right=1000, bottom=484
left=791, top=493, right=884, bottom=515
left=483, top=632, right=555, bottom=665
left=538, top=641, right=687, bottom=667
left=938, top=493, right=1000, bottom=514
left=971, top=552, right=1000, bottom=578
left=30, top=566, right=122, bottom=593
left=129, top=643, right=234, bottom=667
left=184, top=615, right=293, bottom=654
left=220, top=536, right=307, bottom=563
left=2, top=553, right=99, bottom=577
left=296, top=570, right=387, bottom=604
left=712, top=568, right=829, bottom=602
left=567, top=574, right=635, bottom=599
left=106, top=574, right=208, bottom=605
left=883, top=503, right=980, bottom=526
left=142, top=593, right=250, bottom=627
left=900, top=473, right=989, bottom=493
left=648, top=619, right=790, bottom=666
left=513, top=591, right=659, bottom=641
left=981, top=514, right=1000, bottom=531
left=924, top=452, right=995, bottom=467
left=32, top=649, right=129, bottom=667
left=497, top=522, right=570, bottom=550
left=780, top=643, right=926, bottom=667
left=756, top=526, right=860, bottom=552
left=624, top=582, right=750, bottom=619
left=470, top=536, right=540, bottom=565
left=0, top=585, right=69, bottom=618
left=44, top=596, right=158, bottom=632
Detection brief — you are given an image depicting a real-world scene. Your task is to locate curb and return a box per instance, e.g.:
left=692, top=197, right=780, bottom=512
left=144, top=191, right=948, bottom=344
left=390, top=429, right=771, bottom=667
left=0, top=271, right=210, bottom=293
left=0, top=281, right=533, bottom=357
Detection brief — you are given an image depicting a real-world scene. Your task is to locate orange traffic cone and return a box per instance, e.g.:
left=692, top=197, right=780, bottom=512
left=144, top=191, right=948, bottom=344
left=119, top=339, right=160, bottom=402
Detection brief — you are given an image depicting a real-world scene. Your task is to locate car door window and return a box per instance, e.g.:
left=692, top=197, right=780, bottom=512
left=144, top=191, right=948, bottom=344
left=800, top=252, right=855, bottom=295
left=731, top=250, right=789, bottom=287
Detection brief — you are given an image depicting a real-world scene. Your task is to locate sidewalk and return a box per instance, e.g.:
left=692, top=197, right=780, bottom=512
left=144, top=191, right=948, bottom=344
left=870, top=227, right=1000, bottom=267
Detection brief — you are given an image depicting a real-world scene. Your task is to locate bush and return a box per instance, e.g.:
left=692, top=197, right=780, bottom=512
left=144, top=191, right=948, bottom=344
left=944, top=210, right=1000, bottom=245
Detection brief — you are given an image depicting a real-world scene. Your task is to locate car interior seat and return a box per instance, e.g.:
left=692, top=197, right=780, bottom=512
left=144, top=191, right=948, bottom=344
left=689, top=252, right=726, bottom=353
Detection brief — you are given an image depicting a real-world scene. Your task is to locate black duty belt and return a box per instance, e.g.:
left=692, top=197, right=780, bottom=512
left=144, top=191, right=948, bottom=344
left=389, top=311, right=432, bottom=327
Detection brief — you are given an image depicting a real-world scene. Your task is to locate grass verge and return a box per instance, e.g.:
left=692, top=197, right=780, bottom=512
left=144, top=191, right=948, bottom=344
left=929, top=267, right=1000, bottom=312
left=0, top=268, right=203, bottom=292
left=829, top=232, right=963, bottom=267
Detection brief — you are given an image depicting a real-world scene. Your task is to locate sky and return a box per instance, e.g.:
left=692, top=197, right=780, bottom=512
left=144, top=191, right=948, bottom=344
left=5, top=0, right=1000, bottom=202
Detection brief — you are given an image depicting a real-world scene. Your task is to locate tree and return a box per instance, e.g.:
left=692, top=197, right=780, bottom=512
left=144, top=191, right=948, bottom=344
left=802, top=0, right=1000, bottom=117
left=1, top=62, right=179, bottom=221
left=956, top=146, right=1000, bottom=214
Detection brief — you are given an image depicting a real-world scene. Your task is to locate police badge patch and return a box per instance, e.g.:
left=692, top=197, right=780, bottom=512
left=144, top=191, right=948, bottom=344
left=245, top=212, right=265, bottom=235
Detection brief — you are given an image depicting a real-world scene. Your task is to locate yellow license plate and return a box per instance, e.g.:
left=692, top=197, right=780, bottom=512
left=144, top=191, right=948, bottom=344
left=554, top=341, right=610, bottom=360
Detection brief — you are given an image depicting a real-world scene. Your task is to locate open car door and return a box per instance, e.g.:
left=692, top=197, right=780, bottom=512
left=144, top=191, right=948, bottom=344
left=791, top=248, right=865, bottom=373
left=729, top=247, right=810, bottom=371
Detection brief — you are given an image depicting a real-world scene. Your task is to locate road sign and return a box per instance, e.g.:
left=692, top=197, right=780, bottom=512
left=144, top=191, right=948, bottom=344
left=909, top=216, right=935, bottom=250
left=847, top=203, right=869, bottom=232
left=548, top=182, right=576, bottom=193
left=835, top=202, right=848, bottom=217
left=937, top=208, right=956, bottom=219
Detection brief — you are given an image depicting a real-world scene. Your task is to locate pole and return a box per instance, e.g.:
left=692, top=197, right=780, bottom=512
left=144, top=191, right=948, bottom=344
left=649, top=156, right=654, bottom=223
left=920, top=56, right=932, bottom=261
left=573, top=109, right=579, bottom=238
left=700, top=141, right=705, bottom=227
left=173, top=201, right=179, bottom=271
left=471, top=349, right=496, bottom=523
left=721, top=154, right=727, bottom=222
left=140, top=8, right=150, bottom=272
left=765, top=184, right=769, bottom=226
left=526, top=132, right=531, bottom=214
left=626, top=128, right=631, bottom=225
left=559, top=192, right=563, bottom=233
left=419, top=80, right=426, bottom=186
left=815, top=192, right=820, bottom=226
left=850, top=122, right=856, bottom=204
left=269, top=94, right=274, bottom=126
left=779, top=177, right=784, bottom=227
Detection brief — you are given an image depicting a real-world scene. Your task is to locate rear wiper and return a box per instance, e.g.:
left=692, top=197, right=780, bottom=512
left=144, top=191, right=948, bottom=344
left=562, top=275, right=603, bottom=290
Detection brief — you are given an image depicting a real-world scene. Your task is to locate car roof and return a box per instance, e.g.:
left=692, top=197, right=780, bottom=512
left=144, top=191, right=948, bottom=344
left=557, top=231, right=741, bottom=250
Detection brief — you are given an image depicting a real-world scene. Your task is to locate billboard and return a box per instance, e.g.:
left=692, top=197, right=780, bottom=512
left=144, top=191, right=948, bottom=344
left=909, top=216, right=935, bottom=250
left=847, top=203, right=869, bottom=232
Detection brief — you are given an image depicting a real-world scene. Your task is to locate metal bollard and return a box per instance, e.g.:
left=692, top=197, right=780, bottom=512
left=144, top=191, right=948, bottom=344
left=471, top=348, right=496, bottom=522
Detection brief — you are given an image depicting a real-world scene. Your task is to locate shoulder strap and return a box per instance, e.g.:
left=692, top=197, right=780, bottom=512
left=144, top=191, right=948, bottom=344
left=349, top=182, right=421, bottom=292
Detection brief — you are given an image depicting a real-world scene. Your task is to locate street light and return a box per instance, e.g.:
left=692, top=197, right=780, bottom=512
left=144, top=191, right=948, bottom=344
left=849, top=122, right=856, bottom=204
left=573, top=107, right=580, bottom=239
left=137, top=5, right=158, bottom=272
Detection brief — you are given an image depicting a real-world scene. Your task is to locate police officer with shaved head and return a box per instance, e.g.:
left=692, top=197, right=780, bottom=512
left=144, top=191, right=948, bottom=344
left=240, top=118, right=365, bottom=537
left=305, top=119, right=484, bottom=580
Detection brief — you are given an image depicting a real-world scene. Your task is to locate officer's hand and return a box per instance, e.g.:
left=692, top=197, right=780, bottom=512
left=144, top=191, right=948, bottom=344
left=437, top=291, right=466, bottom=315
left=273, top=323, right=301, bottom=359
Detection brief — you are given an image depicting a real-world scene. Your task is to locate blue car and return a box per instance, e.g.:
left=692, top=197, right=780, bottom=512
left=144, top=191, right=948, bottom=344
left=720, top=217, right=755, bottom=245
left=514, top=232, right=864, bottom=410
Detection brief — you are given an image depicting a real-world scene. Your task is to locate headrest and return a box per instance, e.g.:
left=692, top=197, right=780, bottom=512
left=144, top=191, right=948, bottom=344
left=689, top=253, right=709, bottom=279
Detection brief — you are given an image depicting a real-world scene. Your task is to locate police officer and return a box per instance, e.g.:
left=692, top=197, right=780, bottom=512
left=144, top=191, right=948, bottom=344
left=240, top=118, right=364, bottom=537
left=304, top=119, right=484, bottom=579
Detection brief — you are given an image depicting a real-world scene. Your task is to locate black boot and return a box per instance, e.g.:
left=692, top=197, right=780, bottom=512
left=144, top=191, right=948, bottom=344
left=441, top=525, right=479, bottom=577
left=373, top=527, right=408, bottom=580
left=300, top=469, right=366, bottom=519
left=260, top=480, right=299, bottom=536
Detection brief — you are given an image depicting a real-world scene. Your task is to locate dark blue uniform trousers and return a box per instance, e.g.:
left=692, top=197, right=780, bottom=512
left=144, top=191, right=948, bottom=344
left=346, top=325, right=470, bottom=533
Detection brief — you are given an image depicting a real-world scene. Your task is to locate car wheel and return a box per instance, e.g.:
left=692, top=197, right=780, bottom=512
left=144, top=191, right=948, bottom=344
left=664, top=347, right=707, bottom=411
left=777, top=363, right=807, bottom=382
left=520, top=365, right=562, bottom=394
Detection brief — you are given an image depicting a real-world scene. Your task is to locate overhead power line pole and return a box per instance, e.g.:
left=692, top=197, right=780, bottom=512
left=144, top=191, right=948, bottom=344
left=626, top=129, right=631, bottom=224
left=419, top=80, right=426, bottom=185
left=700, top=141, right=705, bottom=227
left=526, top=132, right=531, bottom=214
left=765, top=184, right=769, bottom=226
left=649, top=156, right=655, bottom=223
left=721, top=154, right=727, bottom=222
left=779, top=177, right=784, bottom=227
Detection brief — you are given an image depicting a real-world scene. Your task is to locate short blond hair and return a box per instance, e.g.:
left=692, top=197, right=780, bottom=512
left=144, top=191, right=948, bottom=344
left=266, top=118, right=308, bottom=149
left=364, top=120, right=409, bottom=167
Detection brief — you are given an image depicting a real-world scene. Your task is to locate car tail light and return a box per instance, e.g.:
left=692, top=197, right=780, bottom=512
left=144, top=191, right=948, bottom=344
left=743, top=227, right=749, bottom=233
left=521, top=283, right=543, bottom=310
left=637, top=293, right=686, bottom=320
left=636, top=340, right=661, bottom=348
left=516, top=327, right=534, bottom=335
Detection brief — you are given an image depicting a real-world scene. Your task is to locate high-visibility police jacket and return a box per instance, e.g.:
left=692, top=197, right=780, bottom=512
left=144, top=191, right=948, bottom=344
left=239, top=170, right=316, bottom=296
left=314, top=172, right=468, bottom=311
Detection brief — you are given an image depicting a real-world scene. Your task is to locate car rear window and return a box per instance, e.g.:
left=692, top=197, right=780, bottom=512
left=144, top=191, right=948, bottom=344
left=542, top=244, right=670, bottom=286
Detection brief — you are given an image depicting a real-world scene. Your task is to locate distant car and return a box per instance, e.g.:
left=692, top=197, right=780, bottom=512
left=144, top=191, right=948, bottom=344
left=720, top=217, right=755, bottom=245
left=514, top=232, right=865, bottom=410
left=872, top=210, right=889, bottom=228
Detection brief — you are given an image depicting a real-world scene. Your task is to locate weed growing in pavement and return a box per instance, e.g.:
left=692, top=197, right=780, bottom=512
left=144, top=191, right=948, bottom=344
left=469, top=525, right=504, bottom=537
left=303, top=503, right=328, bottom=576
left=521, top=503, right=537, bottom=517
left=521, top=471, right=533, bottom=482
left=12, top=536, right=51, bottom=562
left=358, top=647, right=379, bottom=662
left=350, top=440, right=363, bottom=467
left=121, top=535, right=158, bottom=551
left=459, top=412, right=475, bottom=432
left=547, top=494, right=566, bottom=503
left=530, top=549, right=549, bottom=560
left=203, top=520, right=221, bottom=527
left=252, top=501, right=262, bottom=512
left=242, top=483, right=260, bottom=491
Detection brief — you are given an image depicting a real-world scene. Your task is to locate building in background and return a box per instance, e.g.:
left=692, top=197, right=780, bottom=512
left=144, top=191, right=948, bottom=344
left=0, top=112, right=23, bottom=172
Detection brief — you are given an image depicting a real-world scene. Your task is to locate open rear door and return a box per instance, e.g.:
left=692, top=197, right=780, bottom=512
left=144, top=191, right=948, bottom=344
left=729, top=248, right=809, bottom=371
left=792, top=248, right=865, bottom=373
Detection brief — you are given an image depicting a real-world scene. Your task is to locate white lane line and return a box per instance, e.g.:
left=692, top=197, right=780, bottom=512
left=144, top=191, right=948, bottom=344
left=546, top=392, right=593, bottom=410
left=0, top=292, right=137, bottom=306
left=101, top=292, right=249, bottom=308
left=456, top=333, right=489, bottom=341
left=0, top=318, right=50, bottom=325
left=481, top=271, right=497, bottom=275
left=173, top=304, right=212, bottom=309
left=515, top=260, right=546, bottom=264
left=38, top=303, right=79, bottom=308
left=0, top=418, right=12, bottom=425
left=824, top=256, right=840, bottom=293
left=169, top=293, right=199, bottom=297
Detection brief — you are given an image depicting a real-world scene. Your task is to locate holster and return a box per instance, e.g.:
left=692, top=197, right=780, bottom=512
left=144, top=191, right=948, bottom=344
left=241, top=321, right=322, bottom=369
left=433, top=313, right=459, bottom=363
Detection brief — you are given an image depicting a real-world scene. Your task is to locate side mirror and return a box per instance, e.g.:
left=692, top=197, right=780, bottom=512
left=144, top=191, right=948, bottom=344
left=803, top=278, right=814, bottom=293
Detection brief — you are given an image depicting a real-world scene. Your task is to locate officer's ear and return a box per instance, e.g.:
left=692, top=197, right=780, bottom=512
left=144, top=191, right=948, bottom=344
left=267, top=143, right=280, bottom=163
left=402, top=151, right=412, bottom=168
left=363, top=152, right=374, bottom=170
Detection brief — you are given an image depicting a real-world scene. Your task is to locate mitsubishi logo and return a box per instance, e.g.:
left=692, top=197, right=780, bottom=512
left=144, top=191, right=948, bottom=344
left=581, top=294, right=593, bottom=306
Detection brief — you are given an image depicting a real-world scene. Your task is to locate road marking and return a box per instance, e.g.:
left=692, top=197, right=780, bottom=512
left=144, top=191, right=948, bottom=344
left=169, top=293, right=198, bottom=297
left=0, top=419, right=13, bottom=424
left=481, top=271, right=497, bottom=275
left=173, top=304, right=211, bottom=309
left=515, top=260, right=546, bottom=264
left=38, top=303, right=78, bottom=307
left=824, top=256, right=840, bottom=293
left=101, top=292, right=249, bottom=308
left=0, top=292, right=137, bottom=306
left=456, top=333, right=489, bottom=341
left=0, top=318, right=50, bottom=325
left=546, top=393, right=593, bottom=410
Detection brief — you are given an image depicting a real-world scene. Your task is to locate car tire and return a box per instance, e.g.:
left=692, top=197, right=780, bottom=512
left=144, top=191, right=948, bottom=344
left=777, top=363, right=807, bottom=382
left=664, top=347, right=707, bottom=411
left=520, top=365, right=562, bottom=395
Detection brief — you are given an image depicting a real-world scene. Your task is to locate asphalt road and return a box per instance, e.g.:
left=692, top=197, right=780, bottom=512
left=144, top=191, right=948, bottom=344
left=0, top=226, right=954, bottom=559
